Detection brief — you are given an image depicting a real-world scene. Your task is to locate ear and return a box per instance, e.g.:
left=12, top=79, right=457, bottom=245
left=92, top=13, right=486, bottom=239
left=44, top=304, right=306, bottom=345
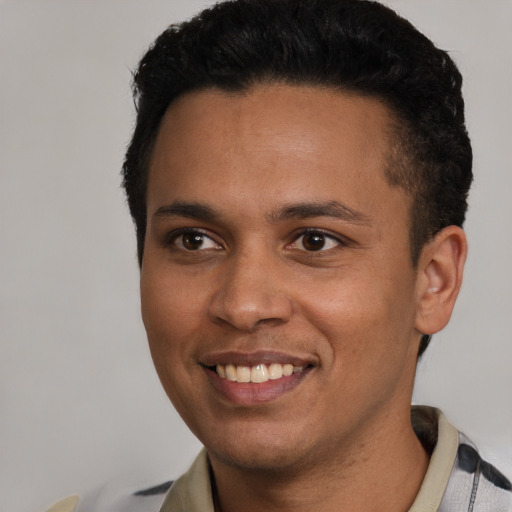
left=415, top=226, right=468, bottom=336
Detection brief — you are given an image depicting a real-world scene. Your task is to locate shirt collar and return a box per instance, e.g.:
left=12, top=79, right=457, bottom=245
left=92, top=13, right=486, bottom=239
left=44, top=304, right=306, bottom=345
left=409, top=406, right=459, bottom=511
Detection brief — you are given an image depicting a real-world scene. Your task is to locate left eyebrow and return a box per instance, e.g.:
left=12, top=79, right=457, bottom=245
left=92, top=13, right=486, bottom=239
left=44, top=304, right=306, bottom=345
left=152, top=201, right=220, bottom=221
left=268, top=201, right=372, bottom=225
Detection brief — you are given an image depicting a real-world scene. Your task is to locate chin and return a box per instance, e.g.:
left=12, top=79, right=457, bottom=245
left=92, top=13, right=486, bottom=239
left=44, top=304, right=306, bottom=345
left=213, top=444, right=307, bottom=473
left=201, top=421, right=317, bottom=473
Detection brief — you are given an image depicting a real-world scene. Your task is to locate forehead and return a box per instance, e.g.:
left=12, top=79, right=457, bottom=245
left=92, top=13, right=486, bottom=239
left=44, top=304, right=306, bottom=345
left=147, top=84, right=407, bottom=224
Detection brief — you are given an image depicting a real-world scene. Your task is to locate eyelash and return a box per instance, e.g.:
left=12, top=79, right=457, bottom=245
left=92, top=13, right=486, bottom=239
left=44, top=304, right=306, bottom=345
left=165, top=227, right=349, bottom=253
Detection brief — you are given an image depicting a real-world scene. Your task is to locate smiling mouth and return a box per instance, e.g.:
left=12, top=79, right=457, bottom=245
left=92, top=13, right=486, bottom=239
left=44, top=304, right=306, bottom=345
left=203, top=357, right=313, bottom=404
left=213, top=363, right=307, bottom=383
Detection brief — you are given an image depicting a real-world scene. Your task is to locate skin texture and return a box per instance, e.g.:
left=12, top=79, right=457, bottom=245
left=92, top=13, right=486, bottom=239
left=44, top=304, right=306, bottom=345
left=140, top=84, right=467, bottom=512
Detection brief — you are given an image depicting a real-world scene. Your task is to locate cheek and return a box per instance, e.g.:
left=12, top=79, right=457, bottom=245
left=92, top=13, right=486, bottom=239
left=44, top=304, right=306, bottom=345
left=140, top=269, right=209, bottom=416
left=140, top=266, right=206, bottom=366
left=303, top=274, right=417, bottom=413
left=142, top=255, right=207, bottom=319
left=301, top=267, right=416, bottom=359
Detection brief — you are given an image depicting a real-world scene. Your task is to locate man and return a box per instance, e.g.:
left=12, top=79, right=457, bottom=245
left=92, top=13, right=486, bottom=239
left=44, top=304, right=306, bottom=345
left=46, top=0, right=511, bottom=510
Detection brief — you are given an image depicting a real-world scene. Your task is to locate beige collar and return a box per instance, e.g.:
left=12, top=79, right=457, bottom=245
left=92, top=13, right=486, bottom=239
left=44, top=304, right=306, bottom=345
left=409, top=407, right=459, bottom=511
left=160, top=449, right=214, bottom=512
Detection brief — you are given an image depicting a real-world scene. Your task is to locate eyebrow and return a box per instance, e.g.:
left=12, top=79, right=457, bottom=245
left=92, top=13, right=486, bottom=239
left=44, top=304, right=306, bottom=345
left=152, top=200, right=371, bottom=225
left=269, top=201, right=371, bottom=225
left=153, top=201, right=219, bottom=221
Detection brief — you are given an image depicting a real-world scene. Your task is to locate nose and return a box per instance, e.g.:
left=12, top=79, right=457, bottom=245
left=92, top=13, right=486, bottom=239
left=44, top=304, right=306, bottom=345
left=207, top=251, right=293, bottom=332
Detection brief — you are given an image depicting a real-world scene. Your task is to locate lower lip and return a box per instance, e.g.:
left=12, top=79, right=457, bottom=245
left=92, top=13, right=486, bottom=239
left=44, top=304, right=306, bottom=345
left=204, top=367, right=312, bottom=406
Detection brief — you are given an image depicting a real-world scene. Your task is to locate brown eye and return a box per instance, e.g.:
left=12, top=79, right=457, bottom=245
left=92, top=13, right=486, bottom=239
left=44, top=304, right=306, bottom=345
left=302, top=233, right=326, bottom=251
left=288, top=230, right=342, bottom=253
left=182, top=233, right=206, bottom=250
left=171, top=231, right=220, bottom=251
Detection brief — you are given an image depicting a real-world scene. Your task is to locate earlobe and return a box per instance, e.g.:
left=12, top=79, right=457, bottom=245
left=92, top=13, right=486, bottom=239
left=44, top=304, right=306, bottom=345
left=415, top=226, right=468, bottom=336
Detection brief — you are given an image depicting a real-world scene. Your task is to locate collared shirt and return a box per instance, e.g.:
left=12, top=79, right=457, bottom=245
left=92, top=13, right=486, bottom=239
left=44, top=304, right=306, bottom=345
left=46, top=407, right=512, bottom=512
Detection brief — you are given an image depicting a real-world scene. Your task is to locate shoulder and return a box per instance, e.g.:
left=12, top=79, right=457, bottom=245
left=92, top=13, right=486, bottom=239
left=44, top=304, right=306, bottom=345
left=411, top=406, right=512, bottom=512
left=44, top=480, right=173, bottom=512
left=439, top=432, right=512, bottom=512
left=45, top=496, right=80, bottom=512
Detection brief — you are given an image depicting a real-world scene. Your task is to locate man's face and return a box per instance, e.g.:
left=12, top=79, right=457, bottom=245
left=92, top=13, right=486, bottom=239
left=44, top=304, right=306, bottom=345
left=141, top=85, right=423, bottom=471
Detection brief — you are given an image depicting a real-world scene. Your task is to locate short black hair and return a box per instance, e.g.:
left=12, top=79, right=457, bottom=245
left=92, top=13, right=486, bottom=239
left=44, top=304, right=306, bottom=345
left=122, top=0, right=472, bottom=357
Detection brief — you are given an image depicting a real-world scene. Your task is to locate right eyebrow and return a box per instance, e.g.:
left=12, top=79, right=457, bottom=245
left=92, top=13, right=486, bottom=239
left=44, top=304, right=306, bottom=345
left=268, top=200, right=372, bottom=225
left=152, top=201, right=220, bottom=221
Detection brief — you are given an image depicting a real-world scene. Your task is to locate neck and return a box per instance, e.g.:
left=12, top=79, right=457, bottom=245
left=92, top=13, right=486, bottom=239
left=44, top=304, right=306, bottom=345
left=209, top=408, right=429, bottom=512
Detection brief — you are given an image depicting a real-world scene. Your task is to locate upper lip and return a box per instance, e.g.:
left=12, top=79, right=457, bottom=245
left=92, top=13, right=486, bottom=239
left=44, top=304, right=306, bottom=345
left=200, top=350, right=316, bottom=368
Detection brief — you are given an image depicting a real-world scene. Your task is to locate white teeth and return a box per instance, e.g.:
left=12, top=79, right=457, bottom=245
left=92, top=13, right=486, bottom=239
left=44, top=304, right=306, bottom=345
left=216, top=364, right=226, bottom=378
left=283, top=364, right=293, bottom=376
left=225, top=364, right=237, bottom=381
left=236, top=366, right=251, bottom=383
left=268, top=363, right=283, bottom=380
left=215, top=363, right=306, bottom=383
left=251, top=364, right=269, bottom=383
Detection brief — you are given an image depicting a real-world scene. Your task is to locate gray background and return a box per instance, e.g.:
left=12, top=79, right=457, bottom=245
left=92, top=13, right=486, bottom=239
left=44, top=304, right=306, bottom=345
left=1, top=1, right=511, bottom=510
